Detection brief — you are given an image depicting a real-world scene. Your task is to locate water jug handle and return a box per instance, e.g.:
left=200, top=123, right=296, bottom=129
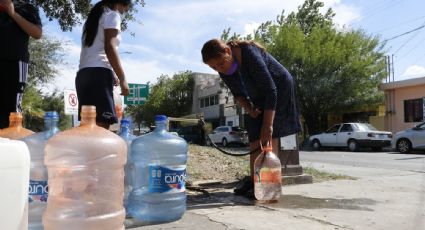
left=260, top=140, right=273, bottom=152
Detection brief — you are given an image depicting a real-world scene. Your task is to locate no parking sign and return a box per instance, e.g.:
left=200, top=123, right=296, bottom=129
left=64, top=89, right=79, bottom=115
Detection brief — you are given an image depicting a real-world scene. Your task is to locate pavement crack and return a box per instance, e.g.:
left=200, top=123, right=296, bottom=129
left=295, top=214, right=353, bottom=229
left=204, top=215, right=232, bottom=229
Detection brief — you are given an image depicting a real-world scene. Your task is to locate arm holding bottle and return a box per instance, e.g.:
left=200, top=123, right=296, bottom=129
left=234, top=96, right=261, bottom=118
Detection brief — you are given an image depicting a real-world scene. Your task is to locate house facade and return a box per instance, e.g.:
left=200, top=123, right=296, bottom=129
left=191, top=72, right=243, bottom=128
left=380, top=76, right=425, bottom=133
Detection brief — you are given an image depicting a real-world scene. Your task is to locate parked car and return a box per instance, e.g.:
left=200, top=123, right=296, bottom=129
left=207, top=126, right=248, bottom=147
left=392, top=122, right=425, bottom=154
left=309, top=123, right=392, bottom=151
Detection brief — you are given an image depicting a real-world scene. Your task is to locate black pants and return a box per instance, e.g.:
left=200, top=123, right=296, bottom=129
left=75, top=67, right=117, bottom=124
left=0, top=60, right=27, bottom=128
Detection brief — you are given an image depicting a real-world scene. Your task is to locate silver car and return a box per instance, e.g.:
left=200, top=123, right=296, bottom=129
left=309, top=123, right=392, bottom=151
left=207, top=126, right=249, bottom=147
left=393, top=122, right=425, bottom=154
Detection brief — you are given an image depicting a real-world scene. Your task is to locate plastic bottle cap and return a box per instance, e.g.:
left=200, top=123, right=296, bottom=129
left=155, top=115, right=167, bottom=122
left=44, top=111, right=59, bottom=119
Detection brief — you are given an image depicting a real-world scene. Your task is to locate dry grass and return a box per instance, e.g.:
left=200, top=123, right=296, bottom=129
left=187, top=144, right=355, bottom=184
left=303, top=167, right=356, bottom=183
left=187, top=145, right=250, bottom=183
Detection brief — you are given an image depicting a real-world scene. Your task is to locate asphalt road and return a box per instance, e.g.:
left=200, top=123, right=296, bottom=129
left=300, top=149, right=425, bottom=173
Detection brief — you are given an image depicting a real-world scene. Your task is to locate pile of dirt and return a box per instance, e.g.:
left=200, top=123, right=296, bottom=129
left=186, top=145, right=250, bottom=184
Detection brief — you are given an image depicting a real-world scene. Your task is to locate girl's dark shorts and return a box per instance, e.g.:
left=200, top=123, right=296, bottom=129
left=75, top=67, right=118, bottom=124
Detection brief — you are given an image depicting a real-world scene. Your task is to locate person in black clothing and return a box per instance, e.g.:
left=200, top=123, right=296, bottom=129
left=201, top=39, right=301, bottom=197
left=0, top=0, right=42, bottom=128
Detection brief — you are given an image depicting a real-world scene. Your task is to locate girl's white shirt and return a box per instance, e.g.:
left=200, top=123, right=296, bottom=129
left=79, top=8, right=122, bottom=70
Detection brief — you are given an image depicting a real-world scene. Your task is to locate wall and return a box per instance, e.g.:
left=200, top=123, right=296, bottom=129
left=382, top=77, right=425, bottom=133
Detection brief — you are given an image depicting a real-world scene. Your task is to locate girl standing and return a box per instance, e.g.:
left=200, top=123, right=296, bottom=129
left=76, top=0, right=131, bottom=129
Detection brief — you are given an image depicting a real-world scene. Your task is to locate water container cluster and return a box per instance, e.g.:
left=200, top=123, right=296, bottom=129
left=0, top=107, right=188, bottom=229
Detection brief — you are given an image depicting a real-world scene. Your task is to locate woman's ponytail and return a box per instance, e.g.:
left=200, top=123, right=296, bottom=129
left=82, top=1, right=105, bottom=47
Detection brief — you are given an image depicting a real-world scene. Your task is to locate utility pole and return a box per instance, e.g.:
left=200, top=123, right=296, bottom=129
left=392, top=54, right=395, bottom=82
left=385, top=56, right=388, bottom=83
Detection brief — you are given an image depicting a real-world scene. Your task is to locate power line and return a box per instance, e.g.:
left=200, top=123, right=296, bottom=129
left=350, top=0, right=404, bottom=26
left=398, top=30, right=425, bottom=58
left=377, top=15, right=425, bottom=33
left=381, top=24, right=425, bottom=43
left=394, top=21, right=425, bottom=54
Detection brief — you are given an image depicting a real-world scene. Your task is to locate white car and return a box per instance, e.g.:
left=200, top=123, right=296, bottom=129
left=207, top=126, right=249, bottom=147
left=392, top=122, right=425, bottom=154
left=309, top=123, right=392, bottom=151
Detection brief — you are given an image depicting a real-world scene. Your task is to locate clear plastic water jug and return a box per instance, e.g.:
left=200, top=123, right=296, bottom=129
left=254, top=142, right=282, bottom=203
left=43, top=105, right=127, bottom=230
left=0, top=138, right=30, bottom=230
left=21, top=111, right=60, bottom=230
left=127, top=115, right=188, bottom=224
left=118, top=118, right=136, bottom=211
left=0, top=112, right=34, bottom=139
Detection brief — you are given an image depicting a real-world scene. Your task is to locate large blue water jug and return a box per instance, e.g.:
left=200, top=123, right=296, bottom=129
left=127, top=115, right=188, bottom=224
left=21, top=111, right=60, bottom=230
left=118, top=118, right=136, bottom=211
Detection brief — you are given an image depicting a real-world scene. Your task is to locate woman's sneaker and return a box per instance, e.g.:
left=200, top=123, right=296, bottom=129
left=234, top=176, right=253, bottom=196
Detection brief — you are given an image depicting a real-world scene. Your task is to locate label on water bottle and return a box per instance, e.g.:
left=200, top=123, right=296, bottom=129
left=28, top=180, right=48, bottom=203
left=148, top=165, right=186, bottom=193
left=254, top=168, right=281, bottom=184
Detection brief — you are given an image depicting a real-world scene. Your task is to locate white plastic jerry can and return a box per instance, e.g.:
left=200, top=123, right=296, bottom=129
left=0, top=138, right=30, bottom=230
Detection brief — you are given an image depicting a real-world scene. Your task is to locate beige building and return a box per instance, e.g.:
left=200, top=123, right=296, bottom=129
left=380, top=76, right=425, bottom=133
left=190, top=72, right=243, bottom=128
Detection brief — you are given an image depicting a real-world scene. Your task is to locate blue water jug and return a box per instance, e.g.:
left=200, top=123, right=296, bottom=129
left=118, top=118, right=136, bottom=211
left=128, top=115, right=188, bottom=224
left=21, top=111, right=60, bottom=230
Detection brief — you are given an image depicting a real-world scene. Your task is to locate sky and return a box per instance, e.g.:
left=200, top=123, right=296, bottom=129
left=40, top=0, right=425, bottom=93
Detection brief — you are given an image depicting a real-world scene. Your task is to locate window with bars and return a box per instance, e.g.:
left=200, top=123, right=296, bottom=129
left=404, top=98, right=424, bottom=122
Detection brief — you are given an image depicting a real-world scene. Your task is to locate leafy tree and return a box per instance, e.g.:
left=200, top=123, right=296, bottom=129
left=22, top=88, right=72, bottom=131
left=222, top=0, right=386, bottom=135
left=31, top=0, right=145, bottom=31
left=21, top=36, right=68, bottom=131
left=27, top=36, right=64, bottom=88
left=22, top=86, right=44, bottom=130
left=127, top=71, right=194, bottom=126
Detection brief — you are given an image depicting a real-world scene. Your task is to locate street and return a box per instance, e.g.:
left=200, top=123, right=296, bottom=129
left=300, top=150, right=425, bottom=173
left=127, top=148, right=425, bottom=229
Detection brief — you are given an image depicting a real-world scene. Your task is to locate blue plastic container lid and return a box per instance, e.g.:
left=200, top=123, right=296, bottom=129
left=44, top=111, right=59, bottom=119
left=155, top=115, right=167, bottom=122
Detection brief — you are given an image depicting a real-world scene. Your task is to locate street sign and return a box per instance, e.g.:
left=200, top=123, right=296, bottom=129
left=64, top=89, right=79, bottom=115
left=124, top=84, right=149, bottom=105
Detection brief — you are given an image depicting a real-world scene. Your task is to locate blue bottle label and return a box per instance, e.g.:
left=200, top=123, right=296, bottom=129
left=148, top=165, right=186, bottom=193
left=28, top=180, right=48, bottom=203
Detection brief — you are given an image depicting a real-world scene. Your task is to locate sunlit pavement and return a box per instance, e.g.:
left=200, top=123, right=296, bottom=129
left=129, top=149, right=425, bottom=229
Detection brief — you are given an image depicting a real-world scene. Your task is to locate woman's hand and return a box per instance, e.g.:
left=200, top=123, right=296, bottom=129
left=0, top=0, right=14, bottom=16
left=114, top=76, right=120, bottom=86
left=248, top=107, right=261, bottom=118
left=120, top=79, right=129, bottom=96
left=260, top=124, right=273, bottom=144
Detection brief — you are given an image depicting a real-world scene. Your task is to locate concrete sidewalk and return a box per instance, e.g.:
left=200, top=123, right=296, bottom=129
left=128, top=162, right=425, bottom=230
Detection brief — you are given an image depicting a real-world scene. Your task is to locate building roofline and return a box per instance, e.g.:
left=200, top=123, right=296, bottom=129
left=380, top=76, right=425, bottom=90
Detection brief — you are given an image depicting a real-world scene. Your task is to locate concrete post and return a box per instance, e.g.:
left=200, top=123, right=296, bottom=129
left=278, top=135, right=312, bottom=185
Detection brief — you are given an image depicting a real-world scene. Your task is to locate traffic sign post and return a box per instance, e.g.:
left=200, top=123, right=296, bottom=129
left=64, top=89, right=79, bottom=115
left=124, top=84, right=149, bottom=105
